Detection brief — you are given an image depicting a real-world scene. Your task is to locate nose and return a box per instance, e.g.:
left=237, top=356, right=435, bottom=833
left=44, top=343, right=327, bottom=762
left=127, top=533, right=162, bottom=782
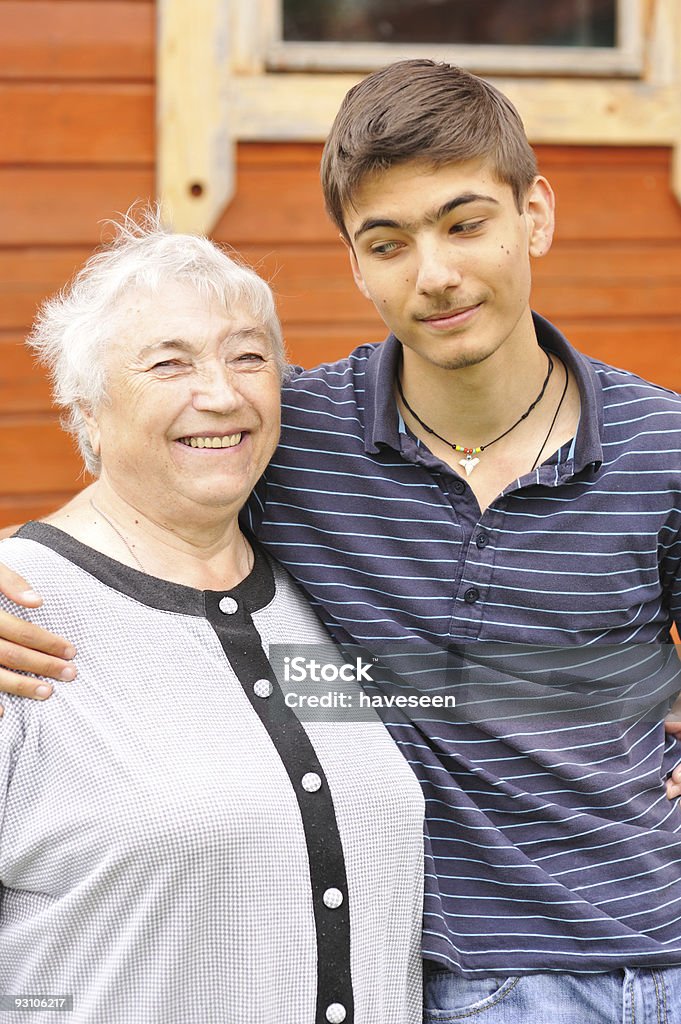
left=192, top=363, right=244, bottom=414
left=415, top=239, right=463, bottom=296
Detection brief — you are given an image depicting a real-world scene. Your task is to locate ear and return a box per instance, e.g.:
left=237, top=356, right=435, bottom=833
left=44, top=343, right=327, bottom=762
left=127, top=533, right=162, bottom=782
left=340, top=234, right=372, bottom=302
left=80, top=405, right=102, bottom=458
left=525, top=176, right=555, bottom=259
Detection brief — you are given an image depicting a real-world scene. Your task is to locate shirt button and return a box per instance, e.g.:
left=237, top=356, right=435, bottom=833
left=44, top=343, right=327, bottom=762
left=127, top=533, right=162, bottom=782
left=253, top=678, right=273, bottom=699
left=218, top=596, right=238, bottom=615
left=323, top=887, right=344, bottom=909
left=301, top=772, right=322, bottom=793
left=464, top=587, right=480, bottom=604
left=452, top=480, right=466, bottom=495
left=326, top=1005, right=346, bottom=1023
left=476, top=532, right=489, bottom=549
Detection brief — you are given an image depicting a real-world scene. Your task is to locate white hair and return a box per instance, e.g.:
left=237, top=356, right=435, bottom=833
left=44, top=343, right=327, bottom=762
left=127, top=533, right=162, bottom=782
left=27, top=207, right=287, bottom=475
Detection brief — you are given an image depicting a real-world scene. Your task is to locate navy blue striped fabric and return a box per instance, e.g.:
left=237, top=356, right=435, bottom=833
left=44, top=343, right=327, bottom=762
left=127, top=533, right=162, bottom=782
left=245, top=313, right=681, bottom=974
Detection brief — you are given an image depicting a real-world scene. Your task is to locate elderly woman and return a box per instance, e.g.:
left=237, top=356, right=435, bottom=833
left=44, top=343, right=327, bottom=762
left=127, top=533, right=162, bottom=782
left=0, top=218, right=424, bottom=1023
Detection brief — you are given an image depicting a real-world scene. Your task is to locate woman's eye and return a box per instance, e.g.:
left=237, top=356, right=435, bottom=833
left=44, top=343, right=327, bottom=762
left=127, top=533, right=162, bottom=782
left=236, top=352, right=265, bottom=363
left=151, top=359, right=185, bottom=370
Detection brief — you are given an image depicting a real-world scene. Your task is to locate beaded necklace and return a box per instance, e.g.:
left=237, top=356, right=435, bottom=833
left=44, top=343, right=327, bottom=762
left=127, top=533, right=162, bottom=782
left=396, top=351, right=554, bottom=476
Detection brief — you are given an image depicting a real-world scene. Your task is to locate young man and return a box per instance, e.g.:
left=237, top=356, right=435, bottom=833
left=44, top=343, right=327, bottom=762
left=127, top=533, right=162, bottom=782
left=1, top=61, right=681, bottom=1019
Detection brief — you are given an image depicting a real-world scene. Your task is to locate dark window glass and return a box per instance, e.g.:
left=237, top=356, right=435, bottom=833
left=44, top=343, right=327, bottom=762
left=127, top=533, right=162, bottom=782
left=283, top=0, right=616, bottom=47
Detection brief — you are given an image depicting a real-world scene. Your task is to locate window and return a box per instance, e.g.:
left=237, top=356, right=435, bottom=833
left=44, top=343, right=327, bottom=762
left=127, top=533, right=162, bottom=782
left=265, top=0, right=641, bottom=76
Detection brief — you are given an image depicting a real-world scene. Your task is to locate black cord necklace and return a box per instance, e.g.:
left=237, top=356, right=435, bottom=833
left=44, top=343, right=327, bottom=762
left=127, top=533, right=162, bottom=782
left=396, top=351, right=554, bottom=476
left=530, top=357, right=569, bottom=472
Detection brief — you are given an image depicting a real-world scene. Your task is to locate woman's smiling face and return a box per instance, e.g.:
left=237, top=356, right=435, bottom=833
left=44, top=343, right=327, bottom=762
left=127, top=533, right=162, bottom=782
left=84, top=279, right=282, bottom=525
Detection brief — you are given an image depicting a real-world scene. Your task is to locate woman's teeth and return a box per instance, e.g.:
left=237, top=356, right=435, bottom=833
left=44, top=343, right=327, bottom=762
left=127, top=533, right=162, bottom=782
left=178, top=433, right=242, bottom=449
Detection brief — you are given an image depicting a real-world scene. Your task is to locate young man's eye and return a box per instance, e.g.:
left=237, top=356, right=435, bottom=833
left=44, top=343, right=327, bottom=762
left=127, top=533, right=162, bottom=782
left=370, top=240, right=401, bottom=256
left=451, top=220, right=484, bottom=235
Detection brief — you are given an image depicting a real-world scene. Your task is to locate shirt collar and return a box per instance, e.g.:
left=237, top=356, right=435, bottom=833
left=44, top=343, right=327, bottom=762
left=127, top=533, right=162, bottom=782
left=363, top=312, right=603, bottom=476
left=15, top=521, right=276, bottom=615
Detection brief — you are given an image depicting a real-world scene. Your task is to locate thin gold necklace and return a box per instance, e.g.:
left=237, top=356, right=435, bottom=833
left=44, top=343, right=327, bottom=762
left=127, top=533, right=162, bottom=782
left=90, top=497, right=145, bottom=571
left=89, top=498, right=255, bottom=580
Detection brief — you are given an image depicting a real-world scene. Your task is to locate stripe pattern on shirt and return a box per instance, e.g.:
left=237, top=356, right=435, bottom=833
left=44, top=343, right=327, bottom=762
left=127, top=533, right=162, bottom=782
left=245, top=314, right=681, bottom=974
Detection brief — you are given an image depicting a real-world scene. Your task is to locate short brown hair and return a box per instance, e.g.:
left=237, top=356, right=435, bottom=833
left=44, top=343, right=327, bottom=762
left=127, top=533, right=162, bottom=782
left=321, top=60, right=538, bottom=235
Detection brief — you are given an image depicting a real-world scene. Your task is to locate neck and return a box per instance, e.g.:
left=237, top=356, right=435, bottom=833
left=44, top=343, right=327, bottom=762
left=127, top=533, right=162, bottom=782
left=50, top=477, right=251, bottom=591
left=399, top=327, right=547, bottom=446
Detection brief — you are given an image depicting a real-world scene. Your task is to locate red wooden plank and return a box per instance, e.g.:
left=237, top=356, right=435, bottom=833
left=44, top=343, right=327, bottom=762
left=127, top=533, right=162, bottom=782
left=235, top=143, right=674, bottom=171
left=0, top=248, right=91, bottom=329
left=535, top=146, right=671, bottom=169
left=0, top=1, right=154, bottom=81
left=0, top=169, right=155, bottom=245
left=0, top=421, right=85, bottom=493
left=0, top=334, right=52, bottom=412
left=552, top=320, right=681, bottom=391
left=0, top=494, right=81, bottom=532
left=535, top=243, right=681, bottom=280
left=532, top=281, right=681, bottom=318
left=0, top=83, right=154, bottom=164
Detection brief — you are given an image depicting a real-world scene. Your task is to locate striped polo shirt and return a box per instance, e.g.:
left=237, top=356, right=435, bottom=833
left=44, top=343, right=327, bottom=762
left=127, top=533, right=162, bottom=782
left=245, top=312, right=681, bottom=975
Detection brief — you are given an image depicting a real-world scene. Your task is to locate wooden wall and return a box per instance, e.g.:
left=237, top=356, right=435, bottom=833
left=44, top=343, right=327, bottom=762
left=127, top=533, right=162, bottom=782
left=1, top=0, right=680, bottom=529
left=0, top=0, right=156, bottom=525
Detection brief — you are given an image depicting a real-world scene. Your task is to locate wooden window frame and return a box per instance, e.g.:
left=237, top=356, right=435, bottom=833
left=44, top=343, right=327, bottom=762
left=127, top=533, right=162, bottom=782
left=265, top=0, right=643, bottom=78
left=157, top=0, right=681, bottom=232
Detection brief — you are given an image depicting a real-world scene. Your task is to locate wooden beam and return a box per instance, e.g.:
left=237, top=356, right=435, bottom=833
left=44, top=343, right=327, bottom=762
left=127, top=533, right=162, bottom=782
left=664, top=0, right=681, bottom=205
left=230, top=75, right=681, bottom=147
left=157, top=0, right=234, bottom=233
left=265, top=40, right=642, bottom=78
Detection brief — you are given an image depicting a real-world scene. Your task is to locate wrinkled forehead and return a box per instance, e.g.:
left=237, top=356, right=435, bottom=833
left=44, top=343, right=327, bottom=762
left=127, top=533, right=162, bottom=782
left=112, top=276, right=260, bottom=322
left=105, top=280, right=270, bottom=353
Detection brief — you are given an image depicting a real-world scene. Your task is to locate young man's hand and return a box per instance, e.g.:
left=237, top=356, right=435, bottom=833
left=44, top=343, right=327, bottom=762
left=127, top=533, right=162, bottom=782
left=0, top=562, right=77, bottom=703
left=665, top=687, right=681, bottom=799
left=666, top=763, right=681, bottom=801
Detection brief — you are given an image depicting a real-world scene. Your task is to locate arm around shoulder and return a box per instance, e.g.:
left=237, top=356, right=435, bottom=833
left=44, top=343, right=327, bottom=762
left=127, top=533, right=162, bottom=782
left=0, top=544, right=77, bottom=701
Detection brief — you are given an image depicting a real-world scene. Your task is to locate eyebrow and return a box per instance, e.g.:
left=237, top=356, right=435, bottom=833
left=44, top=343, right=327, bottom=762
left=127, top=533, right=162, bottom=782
left=137, top=327, right=268, bottom=360
left=353, top=192, right=500, bottom=241
left=137, top=339, right=194, bottom=359
left=230, top=327, right=269, bottom=343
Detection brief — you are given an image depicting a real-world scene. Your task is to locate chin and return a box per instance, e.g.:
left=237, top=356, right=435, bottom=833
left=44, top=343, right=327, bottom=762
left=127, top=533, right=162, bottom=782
left=422, top=345, right=498, bottom=373
left=402, top=326, right=497, bottom=373
left=199, top=492, right=248, bottom=510
left=177, top=484, right=247, bottom=512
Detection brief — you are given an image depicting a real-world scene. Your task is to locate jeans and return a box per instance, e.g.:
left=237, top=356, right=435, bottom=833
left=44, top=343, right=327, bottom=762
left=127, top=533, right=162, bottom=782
left=423, top=964, right=681, bottom=1023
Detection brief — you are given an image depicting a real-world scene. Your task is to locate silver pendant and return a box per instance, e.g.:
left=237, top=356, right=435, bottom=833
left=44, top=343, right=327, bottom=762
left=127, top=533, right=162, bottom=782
left=459, top=457, right=480, bottom=476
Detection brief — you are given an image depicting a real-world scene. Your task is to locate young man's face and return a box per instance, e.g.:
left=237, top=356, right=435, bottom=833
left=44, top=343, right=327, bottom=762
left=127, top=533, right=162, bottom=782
left=342, top=158, right=554, bottom=374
